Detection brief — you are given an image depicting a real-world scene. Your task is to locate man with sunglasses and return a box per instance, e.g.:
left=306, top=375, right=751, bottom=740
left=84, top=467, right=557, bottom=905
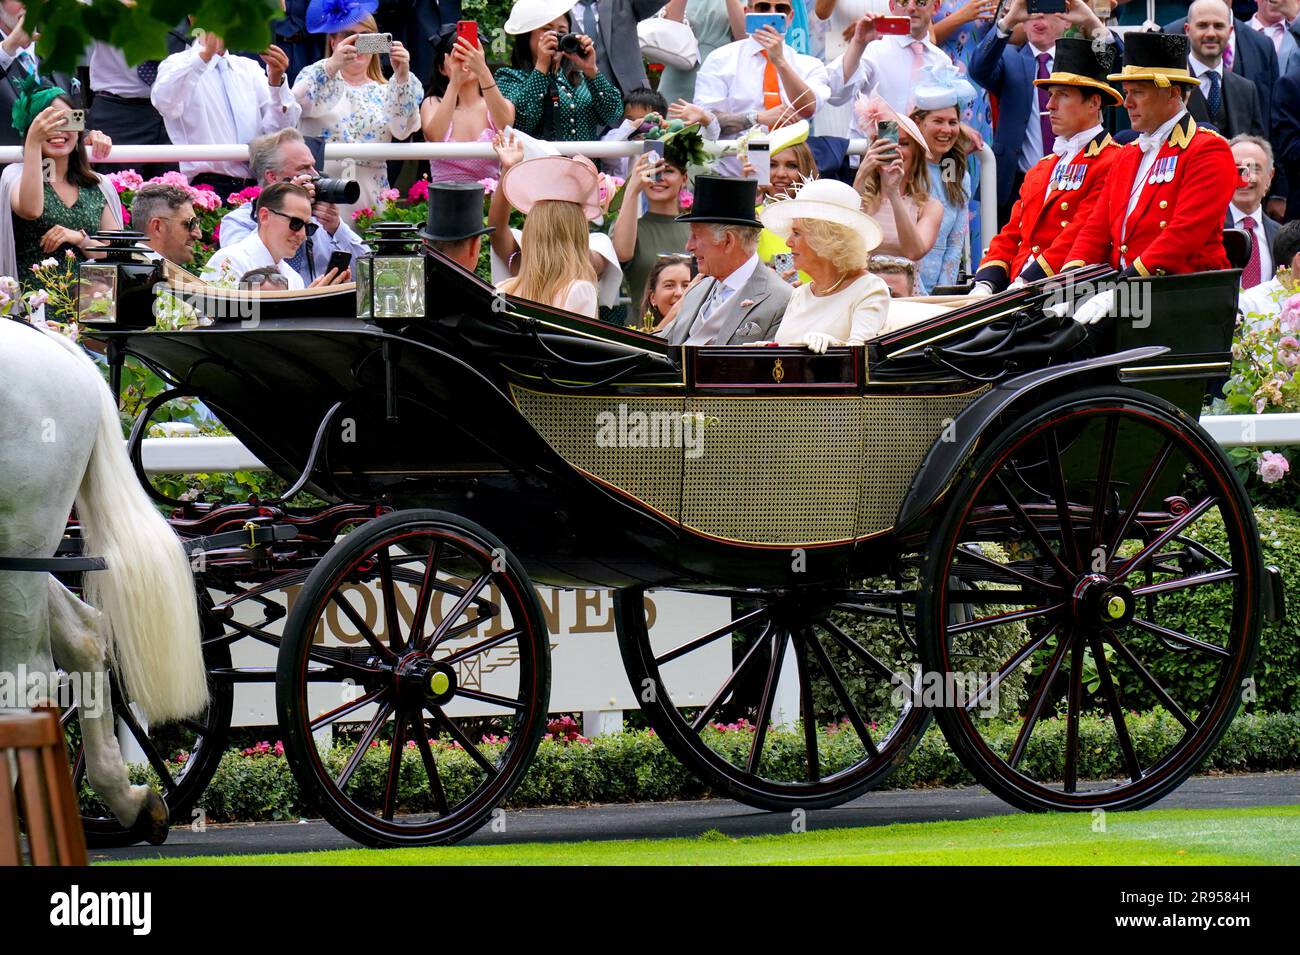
left=691, top=0, right=829, bottom=174
left=130, top=183, right=202, bottom=267
left=202, top=182, right=350, bottom=289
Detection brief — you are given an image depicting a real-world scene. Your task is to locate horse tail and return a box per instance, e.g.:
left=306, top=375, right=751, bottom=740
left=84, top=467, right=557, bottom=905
left=41, top=327, right=208, bottom=723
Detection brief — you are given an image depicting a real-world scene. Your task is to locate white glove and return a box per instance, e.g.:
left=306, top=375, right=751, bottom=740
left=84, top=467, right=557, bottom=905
left=802, top=332, right=838, bottom=354
left=1072, top=288, right=1117, bottom=326
left=968, top=281, right=994, bottom=298
left=1008, top=277, right=1027, bottom=290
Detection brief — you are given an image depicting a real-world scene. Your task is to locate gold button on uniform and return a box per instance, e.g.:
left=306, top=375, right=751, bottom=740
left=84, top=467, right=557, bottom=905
left=1060, top=220, right=1068, bottom=227
left=1159, top=221, right=1166, bottom=228
left=1031, top=245, right=1040, bottom=253
left=1159, top=200, right=1168, bottom=209
left=1060, top=201, right=1068, bottom=210
left=1120, top=244, right=1128, bottom=253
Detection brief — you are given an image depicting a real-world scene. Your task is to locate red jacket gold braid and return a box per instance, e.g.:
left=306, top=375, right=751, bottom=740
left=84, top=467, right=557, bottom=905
left=975, top=130, right=1121, bottom=289
left=1063, top=113, right=1235, bottom=277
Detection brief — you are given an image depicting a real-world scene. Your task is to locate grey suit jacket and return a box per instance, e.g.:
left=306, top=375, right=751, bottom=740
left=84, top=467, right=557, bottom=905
left=1186, top=67, right=1266, bottom=139
left=666, top=261, right=792, bottom=346
left=590, top=0, right=664, bottom=96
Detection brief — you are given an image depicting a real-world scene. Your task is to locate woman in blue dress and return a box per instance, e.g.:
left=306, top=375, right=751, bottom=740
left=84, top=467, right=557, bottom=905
left=911, top=62, right=977, bottom=292
left=931, top=0, right=996, bottom=231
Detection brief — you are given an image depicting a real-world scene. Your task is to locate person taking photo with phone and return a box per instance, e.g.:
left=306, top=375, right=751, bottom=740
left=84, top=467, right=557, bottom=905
left=421, top=25, right=517, bottom=184
left=494, top=0, right=624, bottom=142
left=292, top=0, right=422, bottom=215
left=1, top=77, right=118, bottom=286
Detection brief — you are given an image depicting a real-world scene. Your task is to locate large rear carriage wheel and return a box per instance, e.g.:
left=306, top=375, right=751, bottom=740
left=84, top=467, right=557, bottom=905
left=276, top=509, right=550, bottom=847
left=918, top=387, right=1262, bottom=812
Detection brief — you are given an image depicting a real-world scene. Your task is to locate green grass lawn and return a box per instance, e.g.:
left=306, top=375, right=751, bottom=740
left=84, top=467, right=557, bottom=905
left=108, top=805, right=1300, bottom=866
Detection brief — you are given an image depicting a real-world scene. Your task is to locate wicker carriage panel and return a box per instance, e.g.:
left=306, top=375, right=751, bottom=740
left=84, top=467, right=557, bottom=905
left=858, top=388, right=988, bottom=536
left=681, top=397, right=866, bottom=545
left=509, top=386, right=685, bottom=521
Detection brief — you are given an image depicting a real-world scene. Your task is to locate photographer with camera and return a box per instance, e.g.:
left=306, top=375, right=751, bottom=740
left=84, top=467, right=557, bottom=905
left=494, top=0, right=624, bottom=142
left=292, top=0, right=423, bottom=215
left=218, top=129, right=370, bottom=287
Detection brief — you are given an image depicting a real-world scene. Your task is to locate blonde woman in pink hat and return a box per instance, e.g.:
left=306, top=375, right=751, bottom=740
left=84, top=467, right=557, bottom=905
left=487, top=131, right=601, bottom=318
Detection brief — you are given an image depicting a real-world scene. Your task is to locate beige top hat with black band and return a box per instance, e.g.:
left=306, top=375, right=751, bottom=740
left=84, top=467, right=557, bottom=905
left=1106, top=31, right=1201, bottom=88
left=1033, top=36, right=1124, bottom=107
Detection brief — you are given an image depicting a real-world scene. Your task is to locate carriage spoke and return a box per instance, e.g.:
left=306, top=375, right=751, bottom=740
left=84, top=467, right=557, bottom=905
left=993, top=474, right=1074, bottom=581
left=1088, top=632, right=1143, bottom=783
left=1063, top=637, right=1084, bottom=794
left=817, top=617, right=895, bottom=683
left=1129, top=617, right=1231, bottom=658
left=1045, top=429, right=1081, bottom=572
left=953, top=543, right=1061, bottom=592
left=945, top=588, right=1048, bottom=604
left=406, top=540, right=442, bottom=648
left=336, top=699, right=394, bottom=791
left=427, top=706, right=498, bottom=777
left=963, top=623, right=1059, bottom=713
left=310, top=685, right=386, bottom=732
left=454, top=687, right=525, bottom=711
left=1107, top=438, right=1175, bottom=557
left=655, top=607, right=770, bottom=666
left=747, top=630, right=788, bottom=775
left=691, top=622, right=773, bottom=732
left=330, top=591, right=396, bottom=662
left=114, top=700, right=178, bottom=796
left=1113, top=496, right=1217, bottom=583
left=793, top=631, right=820, bottom=782
left=1089, top=415, right=1119, bottom=557
left=382, top=712, right=407, bottom=821
left=410, top=712, right=450, bottom=816
left=439, top=629, right=523, bottom=667
left=178, top=718, right=210, bottom=735
left=1008, top=630, right=1071, bottom=769
left=947, top=601, right=1064, bottom=636
left=1131, top=569, right=1237, bottom=598
left=377, top=549, right=402, bottom=653
left=425, top=573, right=493, bottom=652
left=1104, top=632, right=1197, bottom=731
left=805, top=628, right=879, bottom=759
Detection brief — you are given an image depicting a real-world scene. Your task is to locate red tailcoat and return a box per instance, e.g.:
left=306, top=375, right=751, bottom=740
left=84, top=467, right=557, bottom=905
left=976, top=130, right=1121, bottom=288
left=1064, top=113, right=1236, bottom=277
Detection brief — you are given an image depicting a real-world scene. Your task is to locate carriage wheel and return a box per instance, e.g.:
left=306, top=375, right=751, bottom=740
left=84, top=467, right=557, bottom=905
left=276, top=509, right=550, bottom=847
left=615, top=583, right=931, bottom=811
left=61, top=640, right=233, bottom=848
left=918, top=386, right=1262, bottom=812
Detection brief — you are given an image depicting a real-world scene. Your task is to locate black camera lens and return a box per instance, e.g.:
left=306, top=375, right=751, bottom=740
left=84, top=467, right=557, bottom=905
left=557, top=32, right=584, bottom=55
left=311, top=177, right=361, bottom=205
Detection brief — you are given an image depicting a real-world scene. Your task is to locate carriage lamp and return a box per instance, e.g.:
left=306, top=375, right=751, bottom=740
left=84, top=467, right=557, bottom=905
left=75, top=231, right=162, bottom=329
left=356, top=222, right=425, bottom=322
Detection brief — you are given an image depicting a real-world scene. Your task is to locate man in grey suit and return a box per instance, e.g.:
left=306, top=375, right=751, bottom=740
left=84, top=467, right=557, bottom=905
left=662, top=176, right=791, bottom=346
left=571, top=0, right=682, bottom=97
left=1184, top=0, right=1267, bottom=137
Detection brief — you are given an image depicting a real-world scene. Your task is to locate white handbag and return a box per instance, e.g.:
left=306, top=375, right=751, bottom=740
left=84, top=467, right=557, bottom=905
left=638, top=15, right=700, bottom=71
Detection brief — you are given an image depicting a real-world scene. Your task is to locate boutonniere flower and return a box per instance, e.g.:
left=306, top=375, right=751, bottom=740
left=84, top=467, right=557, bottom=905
left=739, top=299, right=756, bottom=308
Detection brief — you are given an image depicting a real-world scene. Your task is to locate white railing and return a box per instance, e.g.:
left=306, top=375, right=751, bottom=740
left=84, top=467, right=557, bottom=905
left=0, top=140, right=1001, bottom=263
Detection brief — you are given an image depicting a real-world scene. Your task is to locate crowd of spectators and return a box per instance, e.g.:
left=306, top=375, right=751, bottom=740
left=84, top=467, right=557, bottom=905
left=5, top=0, right=1300, bottom=328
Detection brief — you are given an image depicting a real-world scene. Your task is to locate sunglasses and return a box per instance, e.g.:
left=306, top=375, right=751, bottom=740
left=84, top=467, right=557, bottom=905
left=166, top=215, right=201, bottom=231
left=265, top=207, right=320, bottom=236
left=752, top=2, right=794, bottom=13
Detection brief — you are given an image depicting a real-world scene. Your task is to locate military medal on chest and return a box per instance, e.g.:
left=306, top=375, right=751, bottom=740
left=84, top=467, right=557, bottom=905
left=1052, top=162, right=1086, bottom=192
left=1149, top=155, right=1177, bottom=185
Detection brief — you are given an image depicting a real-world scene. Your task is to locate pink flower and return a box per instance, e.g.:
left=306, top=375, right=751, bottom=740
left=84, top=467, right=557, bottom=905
left=212, top=221, right=220, bottom=244
left=478, top=177, right=498, bottom=195
left=1259, top=450, right=1290, bottom=484
left=227, top=185, right=262, bottom=207
left=27, top=289, right=49, bottom=308
left=379, top=187, right=400, bottom=203
left=120, top=206, right=131, bottom=225
left=678, top=188, right=694, bottom=211
left=351, top=206, right=374, bottom=221
left=108, top=169, right=143, bottom=193
left=407, top=179, right=429, bottom=202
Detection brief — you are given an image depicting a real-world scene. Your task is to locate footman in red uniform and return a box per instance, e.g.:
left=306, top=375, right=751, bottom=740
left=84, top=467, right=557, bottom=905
left=1063, top=31, right=1238, bottom=278
left=972, top=36, right=1125, bottom=294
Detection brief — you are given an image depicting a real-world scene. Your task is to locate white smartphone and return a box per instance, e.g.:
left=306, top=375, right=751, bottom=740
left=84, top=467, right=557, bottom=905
left=748, top=140, right=771, bottom=186
left=353, top=32, right=393, bottom=55
left=61, top=110, right=85, bottom=133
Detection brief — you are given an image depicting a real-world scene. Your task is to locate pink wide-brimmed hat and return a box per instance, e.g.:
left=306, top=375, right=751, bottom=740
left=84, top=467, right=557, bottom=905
left=500, top=155, right=602, bottom=221
left=854, top=94, right=935, bottom=162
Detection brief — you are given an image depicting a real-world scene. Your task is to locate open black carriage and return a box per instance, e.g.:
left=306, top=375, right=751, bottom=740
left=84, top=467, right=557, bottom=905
left=69, top=232, right=1280, bottom=846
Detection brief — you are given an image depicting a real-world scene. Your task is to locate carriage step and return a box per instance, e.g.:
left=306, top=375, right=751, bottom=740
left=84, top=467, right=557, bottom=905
left=1264, top=565, right=1285, bottom=623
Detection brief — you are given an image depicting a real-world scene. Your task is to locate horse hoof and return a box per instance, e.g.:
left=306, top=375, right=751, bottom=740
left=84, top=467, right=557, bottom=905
left=130, top=790, right=170, bottom=846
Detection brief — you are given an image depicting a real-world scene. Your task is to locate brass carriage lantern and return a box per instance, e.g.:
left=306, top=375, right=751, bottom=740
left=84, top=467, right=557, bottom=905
left=75, top=231, right=162, bottom=328
left=357, top=222, right=425, bottom=322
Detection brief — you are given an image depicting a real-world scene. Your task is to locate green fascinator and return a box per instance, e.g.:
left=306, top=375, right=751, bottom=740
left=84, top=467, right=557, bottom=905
left=11, top=72, right=68, bottom=138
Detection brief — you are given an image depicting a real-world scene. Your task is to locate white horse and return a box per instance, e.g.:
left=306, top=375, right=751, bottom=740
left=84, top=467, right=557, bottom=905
left=0, top=316, right=208, bottom=842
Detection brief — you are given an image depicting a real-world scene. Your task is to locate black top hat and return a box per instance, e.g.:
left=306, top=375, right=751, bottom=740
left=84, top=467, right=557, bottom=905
left=676, top=175, right=762, bottom=228
left=420, top=183, right=495, bottom=243
left=1034, top=36, right=1124, bottom=106
left=1107, top=31, right=1199, bottom=86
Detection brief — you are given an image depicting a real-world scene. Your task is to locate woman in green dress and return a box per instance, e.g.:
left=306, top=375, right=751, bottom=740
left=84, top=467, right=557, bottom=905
left=494, top=5, right=624, bottom=142
left=1, top=79, right=120, bottom=289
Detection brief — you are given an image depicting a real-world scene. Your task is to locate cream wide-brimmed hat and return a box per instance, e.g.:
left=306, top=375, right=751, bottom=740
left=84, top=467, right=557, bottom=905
left=500, top=155, right=602, bottom=220
left=759, top=178, right=883, bottom=253
left=504, top=0, right=573, bottom=35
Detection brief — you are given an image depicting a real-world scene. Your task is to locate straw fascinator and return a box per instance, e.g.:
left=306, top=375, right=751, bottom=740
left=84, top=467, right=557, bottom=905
left=912, top=62, right=977, bottom=111
left=853, top=94, right=934, bottom=161
left=11, top=73, right=68, bottom=138
left=759, top=178, right=884, bottom=253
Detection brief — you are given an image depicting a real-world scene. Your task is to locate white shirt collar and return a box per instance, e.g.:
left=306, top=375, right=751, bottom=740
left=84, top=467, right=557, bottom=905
left=1028, top=42, right=1056, bottom=61
left=890, top=33, right=932, bottom=50
left=240, top=231, right=279, bottom=269
left=1054, top=123, right=1105, bottom=158
left=1189, top=53, right=1224, bottom=77
left=1138, top=109, right=1188, bottom=152
left=721, top=253, right=761, bottom=293
left=1231, top=202, right=1264, bottom=224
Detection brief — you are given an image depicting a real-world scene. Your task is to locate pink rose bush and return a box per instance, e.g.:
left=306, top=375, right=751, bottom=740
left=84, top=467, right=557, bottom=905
left=109, top=169, right=232, bottom=271
left=1258, top=450, right=1291, bottom=484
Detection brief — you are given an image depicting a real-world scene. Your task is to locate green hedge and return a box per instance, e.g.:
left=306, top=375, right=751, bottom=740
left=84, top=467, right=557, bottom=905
left=98, top=710, right=1300, bottom=823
